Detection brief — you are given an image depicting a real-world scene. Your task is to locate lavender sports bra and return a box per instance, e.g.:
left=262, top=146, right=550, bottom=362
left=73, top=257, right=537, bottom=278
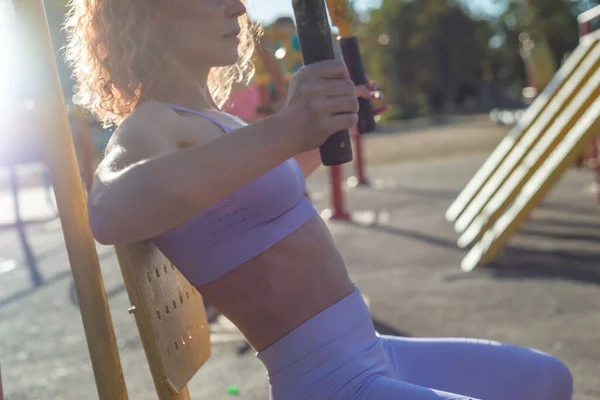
left=153, top=105, right=317, bottom=286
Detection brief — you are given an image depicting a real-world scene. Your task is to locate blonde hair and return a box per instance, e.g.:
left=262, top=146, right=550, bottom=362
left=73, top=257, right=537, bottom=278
left=64, top=0, right=259, bottom=126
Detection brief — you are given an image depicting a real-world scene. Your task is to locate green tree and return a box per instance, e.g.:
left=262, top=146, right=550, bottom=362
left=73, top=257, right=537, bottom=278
left=360, top=0, right=496, bottom=118
left=499, top=0, right=598, bottom=67
left=358, top=0, right=598, bottom=120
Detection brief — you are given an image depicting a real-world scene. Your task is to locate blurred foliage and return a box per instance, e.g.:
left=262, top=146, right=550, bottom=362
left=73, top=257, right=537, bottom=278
left=358, top=0, right=599, bottom=120
left=8, top=0, right=600, bottom=122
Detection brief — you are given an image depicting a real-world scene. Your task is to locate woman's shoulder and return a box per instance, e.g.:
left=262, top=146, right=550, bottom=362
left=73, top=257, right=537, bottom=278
left=105, top=101, right=178, bottom=157
left=121, top=100, right=178, bottom=133
left=109, top=100, right=220, bottom=157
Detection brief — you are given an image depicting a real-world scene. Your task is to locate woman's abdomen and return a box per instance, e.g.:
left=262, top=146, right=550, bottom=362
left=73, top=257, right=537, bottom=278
left=198, top=215, right=354, bottom=351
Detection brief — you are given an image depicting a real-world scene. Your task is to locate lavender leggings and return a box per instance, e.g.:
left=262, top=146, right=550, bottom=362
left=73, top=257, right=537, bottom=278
left=257, top=287, right=572, bottom=400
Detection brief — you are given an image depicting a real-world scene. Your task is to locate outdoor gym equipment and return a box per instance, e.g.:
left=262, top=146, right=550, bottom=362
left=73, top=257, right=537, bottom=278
left=326, top=0, right=376, bottom=134
left=18, top=1, right=128, bottom=398
left=317, top=0, right=384, bottom=221
left=326, top=0, right=374, bottom=189
left=292, top=0, right=353, bottom=166
left=445, top=29, right=600, bottom=272
left=456, top=42, right=600, bottom=241
left=574, top=5, right=600, bottom=201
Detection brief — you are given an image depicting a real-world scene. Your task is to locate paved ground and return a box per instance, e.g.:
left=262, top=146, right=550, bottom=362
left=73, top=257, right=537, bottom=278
left=1, top=120, right=599, bottom=399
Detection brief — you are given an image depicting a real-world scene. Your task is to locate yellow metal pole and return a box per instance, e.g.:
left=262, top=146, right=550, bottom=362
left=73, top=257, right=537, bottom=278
left=455, top=43, right=600, bottom=240
left=445, top=39, right=598, bottom=223
left=325, top=0, right=376, bottom=134
left=114, top=246, right=194, bottom=400
left=457, top=58, right=600, bottom=248
left=461, top=96, right=600, bottom=271
left=16, top=1, right=128, bottom=398
left=325, top=0, right=353, bottom=37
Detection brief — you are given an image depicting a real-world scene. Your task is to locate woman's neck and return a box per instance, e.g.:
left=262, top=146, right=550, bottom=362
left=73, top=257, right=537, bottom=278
left=146, top=61, right=216, bottom=112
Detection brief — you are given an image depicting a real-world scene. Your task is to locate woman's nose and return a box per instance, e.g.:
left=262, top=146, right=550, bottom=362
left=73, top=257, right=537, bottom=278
left=226, top=0, right=246, bottom=18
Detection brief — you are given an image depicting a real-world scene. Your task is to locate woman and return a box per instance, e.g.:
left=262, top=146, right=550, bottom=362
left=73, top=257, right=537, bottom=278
left=65, top=1, right=573, bottom=399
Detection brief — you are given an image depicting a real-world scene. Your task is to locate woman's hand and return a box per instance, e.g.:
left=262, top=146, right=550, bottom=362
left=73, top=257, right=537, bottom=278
left=292, top=77, right=389, bottom=178
left=355, top=78, right=389, bottom=116
left=278, top=60, right=359, bottom=154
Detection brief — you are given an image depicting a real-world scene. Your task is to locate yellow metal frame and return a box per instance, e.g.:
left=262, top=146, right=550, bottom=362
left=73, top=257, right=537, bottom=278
left=444, top=35, right=600, bottom=271
left=21, top=1, right=128, bottom=398
left=455, top=42, right=600, bottom=242
left=459, top=66, right=600, bottom=249
left=115, top=242, right=211, bottom=399
left=27, top=1, right=212, bottom=399
left=445, top=38, right=599, bottom=223
left=462, top=96, right=600, bottom=271
left=325, top=0, right=355, bottom=38
left=261, top=26, right=303, bottom=80
left=578, top=4, right=600, bottom=25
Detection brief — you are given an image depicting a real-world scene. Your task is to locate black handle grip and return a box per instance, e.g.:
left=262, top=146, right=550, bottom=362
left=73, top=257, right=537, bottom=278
left=340, top=37, right=376, bottom=134
left=292, top=0, right=353, bottom=166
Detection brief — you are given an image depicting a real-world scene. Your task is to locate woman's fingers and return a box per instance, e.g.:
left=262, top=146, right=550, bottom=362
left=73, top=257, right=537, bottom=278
left=373, top=104, right=390, bottom=116
left=356, top=84, right=371, bottom=99
left=356, top=84, right=384, bottom=100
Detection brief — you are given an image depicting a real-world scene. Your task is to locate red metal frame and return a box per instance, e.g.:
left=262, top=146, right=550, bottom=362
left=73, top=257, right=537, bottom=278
left=349, top=127, right=369, bottom=186
left=346, top=105, right=388, bottom=187
left=326, top=103, right=389, bottom=219
left=578, top=5, right=600, bottom=37
left=328, top=165, right=351, bottom=220
left=321, top=73, right=390, bottom=218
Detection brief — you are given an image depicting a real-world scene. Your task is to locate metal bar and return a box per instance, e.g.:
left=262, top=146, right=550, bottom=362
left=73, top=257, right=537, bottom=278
left=445, top=41, right=598, bottom=223
left=462, top=97, right=600, bottom=272
left=292, top=0, right=353, bottom=166
left=329, top=166, right=350, bottom=220
left=16, top=1, right=128, bottom=398
left=326, top=0, right=375, bottom=133
left=457, top=50, right=600, bottom=248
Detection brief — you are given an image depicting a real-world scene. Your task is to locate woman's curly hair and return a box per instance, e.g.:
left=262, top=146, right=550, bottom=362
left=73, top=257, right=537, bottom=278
left=64, top=0, right=259, bottom=127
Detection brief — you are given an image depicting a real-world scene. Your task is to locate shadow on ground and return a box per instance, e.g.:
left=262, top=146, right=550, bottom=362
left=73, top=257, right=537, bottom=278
left=486, top=247, right=600, bottom=285
left=342, top=213, right=600, bottom=287
left=0, top=223, right=114, bottom=309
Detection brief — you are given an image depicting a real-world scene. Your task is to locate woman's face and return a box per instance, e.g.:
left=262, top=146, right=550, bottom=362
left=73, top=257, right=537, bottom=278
left=160, top=0, right=247, bottom=69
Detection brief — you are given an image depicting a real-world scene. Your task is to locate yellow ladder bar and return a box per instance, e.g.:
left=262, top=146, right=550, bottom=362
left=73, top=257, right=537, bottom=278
left=461, top=82, right=600, bottom=271
left=455, top=41, right=600, bottom=240
left=445, top=38, right=598, bottom=223
left=458, top=58, right=600, bottom=249
left=18, top=1, right=128, bottom=398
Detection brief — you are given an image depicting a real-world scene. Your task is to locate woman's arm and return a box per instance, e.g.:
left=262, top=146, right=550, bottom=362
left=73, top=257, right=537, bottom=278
left=89, top=60, right=359, bottom=245
left=89, top=103, right=295, bottom=245
left=294, top=149, right=322, bottom=177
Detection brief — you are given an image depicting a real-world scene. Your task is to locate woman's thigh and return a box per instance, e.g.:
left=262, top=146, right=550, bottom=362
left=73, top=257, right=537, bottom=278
left=379, top=336, right=572, bottom=400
